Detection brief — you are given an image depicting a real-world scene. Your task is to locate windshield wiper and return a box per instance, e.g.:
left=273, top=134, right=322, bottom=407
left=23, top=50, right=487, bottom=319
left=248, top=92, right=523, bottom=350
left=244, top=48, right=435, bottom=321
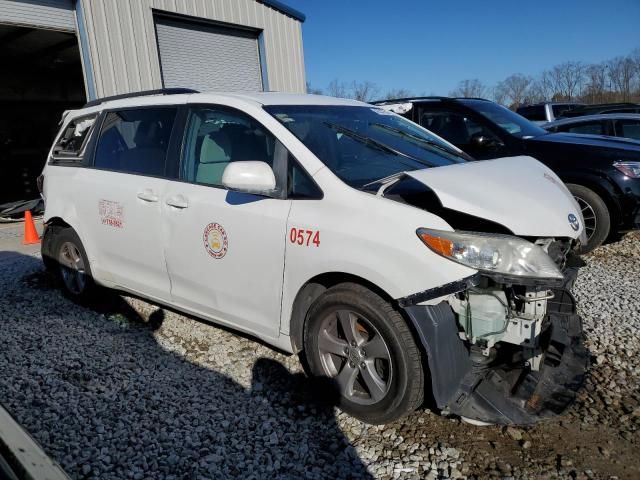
left=361, top=171, right=409, bottom=196
left=323, top=122, right=435, bottom=168
left=370, top=122, right=473, bottom=161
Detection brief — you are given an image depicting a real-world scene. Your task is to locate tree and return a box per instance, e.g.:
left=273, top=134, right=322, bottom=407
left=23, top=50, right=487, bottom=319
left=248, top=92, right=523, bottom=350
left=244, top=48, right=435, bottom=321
left=583, top=63, right=608, bottom=104
left=384, top=88, right=413, bottom=100
left=490, top=84, right=509, bottom=106
left=496, top=74, right=532, bottom=108
left=554, top=61, right=585, bottom=100
left=449, top=79, right=487, bottom=98
left=327, top=79, right=349, bottom=98
left=306, top=82, right=323, bottom=95
left=350, top=80, right=379, bottom=102
left=608, top=56, right=637, bottom=101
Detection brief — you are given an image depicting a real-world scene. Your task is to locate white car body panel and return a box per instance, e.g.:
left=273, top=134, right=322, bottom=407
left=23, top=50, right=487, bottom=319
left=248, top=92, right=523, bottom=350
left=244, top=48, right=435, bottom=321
left=279, top=167, right=476, bottom=335
left=42, top=92, right=581, bottom=355
left=407, top=156, right=584, bottom=238
left=162, top=182, right=291, bottom=339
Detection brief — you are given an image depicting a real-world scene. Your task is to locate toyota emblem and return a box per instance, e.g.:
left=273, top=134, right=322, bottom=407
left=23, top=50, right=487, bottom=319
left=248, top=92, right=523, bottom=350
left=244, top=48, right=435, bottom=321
left=568, top=213, right=580, bottom=231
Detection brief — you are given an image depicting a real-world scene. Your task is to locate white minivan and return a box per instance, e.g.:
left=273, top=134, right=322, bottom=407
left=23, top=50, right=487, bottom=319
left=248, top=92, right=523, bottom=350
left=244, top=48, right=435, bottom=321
left=40, top=89, right=588, bottom=425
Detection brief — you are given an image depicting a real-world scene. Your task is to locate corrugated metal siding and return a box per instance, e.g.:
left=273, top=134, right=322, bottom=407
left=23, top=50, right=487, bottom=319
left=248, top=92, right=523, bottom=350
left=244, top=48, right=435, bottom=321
left=79, top=0, right=306, bottom=98
left=156, top=17, right=263, bottom=92
left=0, top=0, right=75, bottom=31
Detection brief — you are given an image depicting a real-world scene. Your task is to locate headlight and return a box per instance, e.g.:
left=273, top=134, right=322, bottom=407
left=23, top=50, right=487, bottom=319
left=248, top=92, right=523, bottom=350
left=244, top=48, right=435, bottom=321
left=416, top=228, right=563, bottom=279
left=613, top=161, right=640, bottom=178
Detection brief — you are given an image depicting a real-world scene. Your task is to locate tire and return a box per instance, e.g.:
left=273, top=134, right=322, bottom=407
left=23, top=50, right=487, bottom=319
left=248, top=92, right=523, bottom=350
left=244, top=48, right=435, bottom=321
left=51, top=227, right=95, bottom=300
left=566, top=184, right=610, bottom=254
left=303, top=282, right=424, bottom=424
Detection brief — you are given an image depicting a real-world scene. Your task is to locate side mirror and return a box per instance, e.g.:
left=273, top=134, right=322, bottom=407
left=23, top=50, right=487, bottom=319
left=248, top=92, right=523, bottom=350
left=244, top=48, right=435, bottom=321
left=222, top=161, right=276, bottom=195
left=470, top=133, right=500, bottom=149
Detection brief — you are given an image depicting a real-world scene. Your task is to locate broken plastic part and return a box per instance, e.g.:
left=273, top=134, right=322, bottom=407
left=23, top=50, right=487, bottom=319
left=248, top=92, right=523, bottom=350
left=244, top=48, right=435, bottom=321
left=402, top=268, right=588, bottom=425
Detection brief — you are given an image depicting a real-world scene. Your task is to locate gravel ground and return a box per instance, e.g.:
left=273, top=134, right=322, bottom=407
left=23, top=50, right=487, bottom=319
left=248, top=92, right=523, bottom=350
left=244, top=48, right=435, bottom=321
left=0, top=232, right=638, bottom=479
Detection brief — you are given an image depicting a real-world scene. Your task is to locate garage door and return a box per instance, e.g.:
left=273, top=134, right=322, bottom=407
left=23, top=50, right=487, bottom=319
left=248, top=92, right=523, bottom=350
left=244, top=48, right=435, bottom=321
left=0, top=0, right=75, bottom=32
left=155, top=16, right=263, bottom=93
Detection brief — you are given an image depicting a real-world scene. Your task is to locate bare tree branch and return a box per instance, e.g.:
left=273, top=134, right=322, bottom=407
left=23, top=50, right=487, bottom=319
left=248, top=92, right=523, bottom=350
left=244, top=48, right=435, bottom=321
left=496, top=74, right=532, bottom=108
left=449, top=79, right=487, bottom=98
left=350, top=80, right=379, bottom=102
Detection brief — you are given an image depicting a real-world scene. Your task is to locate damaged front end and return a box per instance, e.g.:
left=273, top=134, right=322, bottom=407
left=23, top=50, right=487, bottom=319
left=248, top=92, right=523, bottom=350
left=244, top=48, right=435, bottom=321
left=401, top=244, right=588, bottom=425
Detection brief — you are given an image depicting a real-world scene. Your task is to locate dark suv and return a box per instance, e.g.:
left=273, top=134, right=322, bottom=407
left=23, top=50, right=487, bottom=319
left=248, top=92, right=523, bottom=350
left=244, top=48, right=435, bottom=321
left=374, top=97, right=640, bottom=252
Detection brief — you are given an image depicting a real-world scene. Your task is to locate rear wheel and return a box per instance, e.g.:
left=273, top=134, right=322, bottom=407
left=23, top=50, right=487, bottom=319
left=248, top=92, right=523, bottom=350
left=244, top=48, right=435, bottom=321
left=567, top=183, right=610, bottom=254
left=303, top=283, right=424, bottom=424
left=53, top=228, right=95, bottom=300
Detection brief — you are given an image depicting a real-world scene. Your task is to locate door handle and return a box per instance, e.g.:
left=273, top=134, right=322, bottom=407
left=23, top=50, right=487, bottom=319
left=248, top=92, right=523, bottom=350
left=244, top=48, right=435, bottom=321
left=166, top=195, right=189, bottom=209
left=137, top=189, right=159, bottom=202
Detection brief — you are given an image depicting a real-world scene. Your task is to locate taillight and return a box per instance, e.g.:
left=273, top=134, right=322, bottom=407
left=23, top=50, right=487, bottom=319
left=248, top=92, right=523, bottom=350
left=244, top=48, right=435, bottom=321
left=37, top=174, right=44, bottom=195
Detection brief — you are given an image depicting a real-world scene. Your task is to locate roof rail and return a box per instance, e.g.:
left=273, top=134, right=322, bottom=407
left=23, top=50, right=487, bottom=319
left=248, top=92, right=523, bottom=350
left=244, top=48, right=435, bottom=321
left=372, top=96, right=448, bottom=104
left=83, top=88, right=199, bottom=108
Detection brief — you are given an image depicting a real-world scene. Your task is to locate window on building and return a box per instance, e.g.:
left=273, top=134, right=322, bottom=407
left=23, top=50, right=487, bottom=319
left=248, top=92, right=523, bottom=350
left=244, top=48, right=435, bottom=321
left=93, top=108, right=177, bottom=176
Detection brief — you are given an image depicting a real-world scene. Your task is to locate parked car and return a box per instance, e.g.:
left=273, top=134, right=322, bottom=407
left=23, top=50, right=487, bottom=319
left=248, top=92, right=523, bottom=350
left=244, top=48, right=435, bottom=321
left=375, top=97, right=640, bottom=252
left=516, top=102, right=583, bottom=124
left=543, top=113, right=640, bottom=141
left=40, top=89, right=588, bottom=426
left=557, top=102, right=640, bottom=118
left=0, top=402, right=70, bottom=480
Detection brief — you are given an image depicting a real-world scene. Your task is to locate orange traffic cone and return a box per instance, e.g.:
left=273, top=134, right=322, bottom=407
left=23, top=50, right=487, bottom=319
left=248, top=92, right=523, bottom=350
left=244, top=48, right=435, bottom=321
left=23, top=210, right=40, bottom=245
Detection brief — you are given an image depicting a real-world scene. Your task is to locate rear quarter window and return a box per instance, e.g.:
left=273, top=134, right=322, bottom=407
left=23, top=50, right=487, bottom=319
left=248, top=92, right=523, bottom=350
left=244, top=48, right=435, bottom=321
left=50, top=114, right=97, bottom=164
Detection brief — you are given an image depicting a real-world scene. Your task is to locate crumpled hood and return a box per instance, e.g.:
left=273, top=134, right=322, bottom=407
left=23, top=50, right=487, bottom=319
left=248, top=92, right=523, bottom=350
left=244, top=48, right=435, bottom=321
left=406, top=156, right=584, bottom=239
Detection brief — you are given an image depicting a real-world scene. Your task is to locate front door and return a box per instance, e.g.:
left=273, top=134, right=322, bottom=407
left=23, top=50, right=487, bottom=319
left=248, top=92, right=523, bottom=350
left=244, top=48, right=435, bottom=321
left=163, top=105, right=291, bottom=338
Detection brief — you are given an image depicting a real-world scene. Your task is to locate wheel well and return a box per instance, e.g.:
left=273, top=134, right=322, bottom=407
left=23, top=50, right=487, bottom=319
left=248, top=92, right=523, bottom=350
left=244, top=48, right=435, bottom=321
left=45, top=217, right=71, bottom=229
left=288, top=272, right=436, bottom=409
left=288, top=272, right=396, bottom=354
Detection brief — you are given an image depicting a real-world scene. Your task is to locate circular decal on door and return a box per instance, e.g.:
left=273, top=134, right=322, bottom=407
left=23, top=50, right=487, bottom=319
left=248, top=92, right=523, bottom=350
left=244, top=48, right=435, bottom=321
left=203, top=223, right=228, bottom=259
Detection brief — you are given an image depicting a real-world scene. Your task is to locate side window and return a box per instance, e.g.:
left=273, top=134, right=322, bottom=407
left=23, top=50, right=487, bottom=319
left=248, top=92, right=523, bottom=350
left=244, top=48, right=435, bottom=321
left=52, top=115, right=97, bottom=159
left=181, top=106, right=283, bottom=189
left=518, top=106, right=546, bottom=122
left=552, top=104, right=576, bottom=118
left=615, top=119, right=640, bottom=140
left=287, top=160, right=322, bottom=199
left=93, top=108, right=176, bottom=176
left=562, top=121, right=604, bottom=136
left=419, top=110, right=495, bottom=145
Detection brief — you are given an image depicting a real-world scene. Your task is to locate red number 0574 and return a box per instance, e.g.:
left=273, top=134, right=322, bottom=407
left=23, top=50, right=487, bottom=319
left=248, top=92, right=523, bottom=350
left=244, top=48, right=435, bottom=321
left=289, top=228, right=320, bottom=247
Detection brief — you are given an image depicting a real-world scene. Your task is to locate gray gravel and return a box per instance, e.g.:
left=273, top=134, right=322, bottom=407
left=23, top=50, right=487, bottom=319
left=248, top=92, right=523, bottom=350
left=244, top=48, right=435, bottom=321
left=0, top=232, right=638, bottom=479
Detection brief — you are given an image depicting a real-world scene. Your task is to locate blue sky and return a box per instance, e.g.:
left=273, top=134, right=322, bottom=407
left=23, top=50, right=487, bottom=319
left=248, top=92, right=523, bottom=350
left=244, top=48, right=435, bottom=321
left=284, top=0, right=640, bottom=96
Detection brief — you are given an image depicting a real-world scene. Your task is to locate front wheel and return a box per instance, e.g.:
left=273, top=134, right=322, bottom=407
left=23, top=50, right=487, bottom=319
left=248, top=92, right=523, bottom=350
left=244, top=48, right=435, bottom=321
left=566, top=183, right=610, bottom=254
left=303, top=283, right=424, bottom=424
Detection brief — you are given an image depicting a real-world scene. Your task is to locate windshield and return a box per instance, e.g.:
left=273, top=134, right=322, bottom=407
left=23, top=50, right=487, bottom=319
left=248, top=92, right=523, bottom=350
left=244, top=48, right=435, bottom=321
left=462, top=100, right=547, bottom=138
left=264, top=105, right=467, bottom=188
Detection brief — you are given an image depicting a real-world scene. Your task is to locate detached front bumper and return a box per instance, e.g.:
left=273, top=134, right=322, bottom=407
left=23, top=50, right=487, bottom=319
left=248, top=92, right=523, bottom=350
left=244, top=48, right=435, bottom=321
left=401, top=269, right=588, bottom=425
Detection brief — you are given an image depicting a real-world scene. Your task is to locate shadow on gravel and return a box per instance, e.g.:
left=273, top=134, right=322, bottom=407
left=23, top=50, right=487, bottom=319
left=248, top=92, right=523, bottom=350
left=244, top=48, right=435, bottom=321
left=0, top=253, right=374, bottom=480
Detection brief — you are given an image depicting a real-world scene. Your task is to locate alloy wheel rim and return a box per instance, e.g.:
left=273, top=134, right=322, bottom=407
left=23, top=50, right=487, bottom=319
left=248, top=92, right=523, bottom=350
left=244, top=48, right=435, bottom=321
left=58, top=241, right=87, bottom=295
left=574, top=196, right=597, bottom=242
left=317, top=309, right=392, bottom=405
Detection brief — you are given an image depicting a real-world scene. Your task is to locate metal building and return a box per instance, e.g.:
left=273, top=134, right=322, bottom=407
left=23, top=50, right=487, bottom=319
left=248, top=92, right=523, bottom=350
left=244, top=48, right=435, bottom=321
left=0, top=0, right=306, bottom=204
